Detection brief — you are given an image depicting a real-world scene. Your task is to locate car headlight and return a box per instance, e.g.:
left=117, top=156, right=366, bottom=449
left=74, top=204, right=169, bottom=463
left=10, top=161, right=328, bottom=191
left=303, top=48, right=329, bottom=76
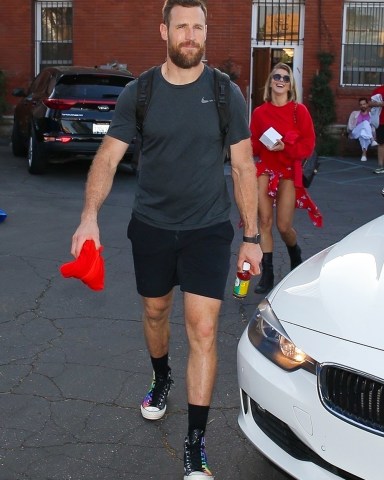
left=248, top=298, right=316, bottom=373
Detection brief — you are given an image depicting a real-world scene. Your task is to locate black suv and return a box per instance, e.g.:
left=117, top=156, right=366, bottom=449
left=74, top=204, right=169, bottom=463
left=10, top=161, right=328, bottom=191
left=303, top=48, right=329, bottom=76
left=11, top=66, right=135, bottom=174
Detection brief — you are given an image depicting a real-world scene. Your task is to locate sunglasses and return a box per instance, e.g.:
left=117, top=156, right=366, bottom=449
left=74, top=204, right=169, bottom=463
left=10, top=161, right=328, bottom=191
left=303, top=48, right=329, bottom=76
left=272, top=73, right=290, bottom=83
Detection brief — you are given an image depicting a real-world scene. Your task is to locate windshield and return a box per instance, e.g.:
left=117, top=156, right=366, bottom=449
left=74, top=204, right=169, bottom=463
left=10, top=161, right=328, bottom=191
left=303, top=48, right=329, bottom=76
left=53, top=74, right=133, bottom=100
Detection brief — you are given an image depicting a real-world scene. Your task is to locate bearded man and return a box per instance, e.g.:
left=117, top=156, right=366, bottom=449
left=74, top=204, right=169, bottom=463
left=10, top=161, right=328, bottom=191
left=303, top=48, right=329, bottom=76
left=69, top=1, right=262, bottom=478
left=347, top=97, right=377, bottom=162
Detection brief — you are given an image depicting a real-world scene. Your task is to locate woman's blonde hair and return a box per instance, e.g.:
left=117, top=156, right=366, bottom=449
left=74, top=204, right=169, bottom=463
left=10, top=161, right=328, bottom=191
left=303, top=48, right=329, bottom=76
left=263, top=62, right=297, bottom=102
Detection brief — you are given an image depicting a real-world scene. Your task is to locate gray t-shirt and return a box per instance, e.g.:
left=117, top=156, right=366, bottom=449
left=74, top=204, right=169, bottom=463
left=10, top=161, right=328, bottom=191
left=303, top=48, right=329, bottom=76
left=108, top=65, right=250, bottom=230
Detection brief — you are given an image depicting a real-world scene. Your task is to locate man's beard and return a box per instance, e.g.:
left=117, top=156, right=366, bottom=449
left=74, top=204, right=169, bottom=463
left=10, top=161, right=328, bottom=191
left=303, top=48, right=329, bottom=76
left=168, top=41, right=205, bottom=69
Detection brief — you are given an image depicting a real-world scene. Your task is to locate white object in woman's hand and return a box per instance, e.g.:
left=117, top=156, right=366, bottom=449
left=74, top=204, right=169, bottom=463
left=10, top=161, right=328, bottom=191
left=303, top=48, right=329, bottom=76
left=269, top=139, right=285, bottom=151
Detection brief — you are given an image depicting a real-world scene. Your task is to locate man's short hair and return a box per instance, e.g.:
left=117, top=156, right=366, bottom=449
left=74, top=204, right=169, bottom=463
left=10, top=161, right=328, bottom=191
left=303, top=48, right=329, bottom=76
left=359, top=97, right=368, bottom=103
left=162, top=0, right=207, bottom=26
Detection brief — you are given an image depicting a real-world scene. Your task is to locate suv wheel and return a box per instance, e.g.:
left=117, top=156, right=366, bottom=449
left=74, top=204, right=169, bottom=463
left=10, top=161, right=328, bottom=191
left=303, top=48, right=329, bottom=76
left=11, top=120, right=28, bottom=157
left=28, top=129, right=47, bottom=174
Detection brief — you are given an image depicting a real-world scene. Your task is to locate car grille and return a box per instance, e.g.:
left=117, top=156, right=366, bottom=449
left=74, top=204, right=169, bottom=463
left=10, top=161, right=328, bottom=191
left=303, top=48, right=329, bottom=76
left=319, top=365, right=384, bottom=436
left=248, top=396, right=362, bottom=480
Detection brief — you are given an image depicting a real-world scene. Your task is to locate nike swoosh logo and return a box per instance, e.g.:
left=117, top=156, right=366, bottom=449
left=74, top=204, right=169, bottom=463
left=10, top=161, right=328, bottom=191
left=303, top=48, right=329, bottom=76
left=201, top=97, right=215, bottom=103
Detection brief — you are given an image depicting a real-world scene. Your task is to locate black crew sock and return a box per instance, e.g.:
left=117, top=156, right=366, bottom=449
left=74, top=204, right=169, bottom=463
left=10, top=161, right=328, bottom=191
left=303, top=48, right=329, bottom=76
left=188, top=403, right=210, bottom=435
left=150, top=353, right=169, bottom=378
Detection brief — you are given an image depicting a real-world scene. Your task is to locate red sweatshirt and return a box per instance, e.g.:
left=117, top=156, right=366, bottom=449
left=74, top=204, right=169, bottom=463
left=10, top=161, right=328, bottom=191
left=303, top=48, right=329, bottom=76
left=250, top=101, right=315, bottom=171
left=250, top=100, right=322, bottom=228
left=371, top=85, right=384, bottom=125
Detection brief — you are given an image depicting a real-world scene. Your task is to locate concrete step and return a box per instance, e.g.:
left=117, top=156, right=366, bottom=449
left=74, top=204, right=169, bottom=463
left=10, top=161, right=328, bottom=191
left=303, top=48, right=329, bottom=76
left=0, top=115, right=12, bottom=140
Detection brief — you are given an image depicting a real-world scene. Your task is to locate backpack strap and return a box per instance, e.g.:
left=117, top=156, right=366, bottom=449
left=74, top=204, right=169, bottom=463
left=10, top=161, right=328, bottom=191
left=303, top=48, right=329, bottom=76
left=132, top=66, right=158, bottom=168
left=136, top=66, right=158, bottom=134
left=213, top=67, right=231, bottom=146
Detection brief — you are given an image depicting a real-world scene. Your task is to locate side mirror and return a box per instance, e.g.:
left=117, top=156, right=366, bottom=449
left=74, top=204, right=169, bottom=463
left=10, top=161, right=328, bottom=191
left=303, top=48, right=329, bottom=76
left=12, top=88, right=27, bottom=97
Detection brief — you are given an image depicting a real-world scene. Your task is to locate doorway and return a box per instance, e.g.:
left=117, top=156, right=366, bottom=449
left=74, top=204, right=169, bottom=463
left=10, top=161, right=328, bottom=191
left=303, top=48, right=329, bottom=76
left=251, top=47, right=295, bottom=112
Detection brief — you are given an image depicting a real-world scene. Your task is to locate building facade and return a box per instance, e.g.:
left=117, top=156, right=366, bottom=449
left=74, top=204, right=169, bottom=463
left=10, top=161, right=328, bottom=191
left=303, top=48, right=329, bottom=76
left=1, top=0, right=384, bottom=128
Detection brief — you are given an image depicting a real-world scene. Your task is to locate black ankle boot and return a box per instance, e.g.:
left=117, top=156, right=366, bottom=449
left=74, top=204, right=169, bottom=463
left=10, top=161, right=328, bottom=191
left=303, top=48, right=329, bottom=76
left=254, top=253, right=274, bottom=294
left=287, top=244, right=302, bottom=270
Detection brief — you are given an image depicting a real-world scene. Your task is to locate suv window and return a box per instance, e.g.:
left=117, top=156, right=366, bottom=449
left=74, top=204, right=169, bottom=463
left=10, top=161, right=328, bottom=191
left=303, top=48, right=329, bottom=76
left=53, top=74, right=131, bottom=100
left=29, top=70, right=53, bottom=96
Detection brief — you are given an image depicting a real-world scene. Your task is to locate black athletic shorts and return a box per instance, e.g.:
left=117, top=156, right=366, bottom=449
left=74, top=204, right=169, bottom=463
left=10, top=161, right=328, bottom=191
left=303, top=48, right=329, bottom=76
left=127, top=215, right=234, bottom=300
left=376, top=125, right=384, bottom=145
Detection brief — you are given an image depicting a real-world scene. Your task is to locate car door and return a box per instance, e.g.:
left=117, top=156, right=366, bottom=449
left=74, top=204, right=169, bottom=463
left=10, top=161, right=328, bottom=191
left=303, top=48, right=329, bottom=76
left=15, top=69, right=53, bottom=138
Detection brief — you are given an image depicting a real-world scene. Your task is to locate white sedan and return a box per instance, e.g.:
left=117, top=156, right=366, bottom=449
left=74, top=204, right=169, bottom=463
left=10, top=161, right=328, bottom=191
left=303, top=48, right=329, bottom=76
left=237, top=215, right=384, bottom=480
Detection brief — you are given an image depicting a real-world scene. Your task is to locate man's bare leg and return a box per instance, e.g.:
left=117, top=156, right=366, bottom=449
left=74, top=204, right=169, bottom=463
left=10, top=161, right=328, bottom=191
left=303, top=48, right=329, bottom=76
left=184, top=292, right=221, bottom=406
left=142, top=291, right=173, bottom=357
left=183, top=292, right=220, bottom=478
left=140, top=291, right=174, bottom=420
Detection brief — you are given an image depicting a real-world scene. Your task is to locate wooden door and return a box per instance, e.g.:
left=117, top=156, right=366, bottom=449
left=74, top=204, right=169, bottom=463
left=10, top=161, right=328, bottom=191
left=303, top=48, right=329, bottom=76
left=251, top=48, right=271, bottom=112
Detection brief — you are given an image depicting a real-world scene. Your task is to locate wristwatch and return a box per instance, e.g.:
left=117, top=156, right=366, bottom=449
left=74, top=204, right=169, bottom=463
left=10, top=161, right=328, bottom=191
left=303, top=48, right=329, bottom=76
left=243, top=234, right=261, bottom=244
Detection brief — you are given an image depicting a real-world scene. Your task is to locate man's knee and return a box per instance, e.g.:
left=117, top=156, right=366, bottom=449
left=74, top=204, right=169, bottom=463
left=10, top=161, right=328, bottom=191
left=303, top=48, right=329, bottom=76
left=143, top=295, right=172, bottom=322
left=192, top=320, right=216, bottom=342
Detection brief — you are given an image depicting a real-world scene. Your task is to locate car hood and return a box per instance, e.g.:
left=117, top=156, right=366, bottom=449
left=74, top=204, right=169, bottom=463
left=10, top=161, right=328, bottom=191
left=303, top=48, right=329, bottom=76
left=269, top=215, right=384, bottom=350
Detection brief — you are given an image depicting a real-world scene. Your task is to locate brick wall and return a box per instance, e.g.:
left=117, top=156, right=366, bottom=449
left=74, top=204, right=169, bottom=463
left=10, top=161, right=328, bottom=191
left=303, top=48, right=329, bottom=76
left=73, top=0, right=252, bottom=94
left=0, top=0, right=34, bottom=106
left=0, top=0, right=253, bottom=110
left=206, top=0, right=252, bottom=95
left=73, top=0, right=164, bottom=75
left=302, top=0, right=375, bottom=125
left=0, top=0, right=379, bottom=129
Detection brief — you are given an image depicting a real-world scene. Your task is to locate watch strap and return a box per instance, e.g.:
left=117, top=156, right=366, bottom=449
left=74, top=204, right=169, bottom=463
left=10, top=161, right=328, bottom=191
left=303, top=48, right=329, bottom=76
left=243, top=234, right=261, bottom=244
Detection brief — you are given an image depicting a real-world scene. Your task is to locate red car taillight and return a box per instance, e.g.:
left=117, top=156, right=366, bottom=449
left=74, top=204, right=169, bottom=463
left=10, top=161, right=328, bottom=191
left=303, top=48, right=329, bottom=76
left=58, top=136, right=72, bottom=143
left=43, top=135, right=73, bottom=143
left=43, top=98, right=78, bottom=110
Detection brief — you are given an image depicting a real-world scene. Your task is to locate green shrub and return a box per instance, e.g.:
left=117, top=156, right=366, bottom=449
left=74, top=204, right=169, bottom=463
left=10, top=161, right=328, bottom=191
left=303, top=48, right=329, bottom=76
left=316, top=135, right=339, bottom=156
left=310, top=52, right=337, bottom=155
left=216, top=58, right=240, bottom=81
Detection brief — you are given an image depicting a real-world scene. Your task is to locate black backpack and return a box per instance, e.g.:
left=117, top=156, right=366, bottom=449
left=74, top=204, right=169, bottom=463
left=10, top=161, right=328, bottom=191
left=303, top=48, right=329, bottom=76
left=131, top=66, right=231, bottom=168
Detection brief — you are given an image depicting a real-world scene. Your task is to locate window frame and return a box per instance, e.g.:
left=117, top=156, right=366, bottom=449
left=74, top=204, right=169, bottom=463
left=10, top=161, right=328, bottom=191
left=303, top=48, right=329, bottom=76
left=35, top=0, right=73, bottom=75
left=251, top=0, right=305, bottom=46
left=341, top=0, right=384, bottom=87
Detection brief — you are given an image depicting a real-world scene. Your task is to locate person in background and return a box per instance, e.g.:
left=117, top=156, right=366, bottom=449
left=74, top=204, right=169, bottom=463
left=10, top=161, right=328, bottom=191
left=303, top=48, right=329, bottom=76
left=70, top=0, right=262, bottom=478
left=249, top=62, right=323, bottom=294
left=347, top=97, right=377, bottom=162
left=370, top=85, right=384, bottom=174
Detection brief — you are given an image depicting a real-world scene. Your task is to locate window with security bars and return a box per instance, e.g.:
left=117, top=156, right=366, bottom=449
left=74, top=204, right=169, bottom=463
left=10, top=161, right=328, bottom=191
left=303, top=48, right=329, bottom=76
left=35, top=1, right=73, bottom=72
left=253, top=0, right=304, bottom=45
left=342, top=1, right=384, bottom=86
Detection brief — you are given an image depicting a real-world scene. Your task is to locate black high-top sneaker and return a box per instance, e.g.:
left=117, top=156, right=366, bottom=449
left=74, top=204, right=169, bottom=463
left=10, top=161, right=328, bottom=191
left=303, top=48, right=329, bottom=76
left=140, top=369, right=173, bottom=420
left=183, top=429, right=214, bottom=479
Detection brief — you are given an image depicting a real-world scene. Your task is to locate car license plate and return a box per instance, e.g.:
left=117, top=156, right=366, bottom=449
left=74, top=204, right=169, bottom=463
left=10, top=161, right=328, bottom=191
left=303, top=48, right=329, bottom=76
left=93, top=123, right=109, bottom=134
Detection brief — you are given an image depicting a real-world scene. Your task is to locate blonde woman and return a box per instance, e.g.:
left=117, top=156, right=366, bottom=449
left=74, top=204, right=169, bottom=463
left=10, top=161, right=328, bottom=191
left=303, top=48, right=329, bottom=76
left=250, top=63, right=322, bottom=294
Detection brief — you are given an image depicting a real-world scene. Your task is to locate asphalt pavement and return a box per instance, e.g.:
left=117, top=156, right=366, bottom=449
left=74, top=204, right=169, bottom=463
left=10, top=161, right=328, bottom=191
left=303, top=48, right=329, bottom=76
left=0, top=140, right=383, bottom=480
